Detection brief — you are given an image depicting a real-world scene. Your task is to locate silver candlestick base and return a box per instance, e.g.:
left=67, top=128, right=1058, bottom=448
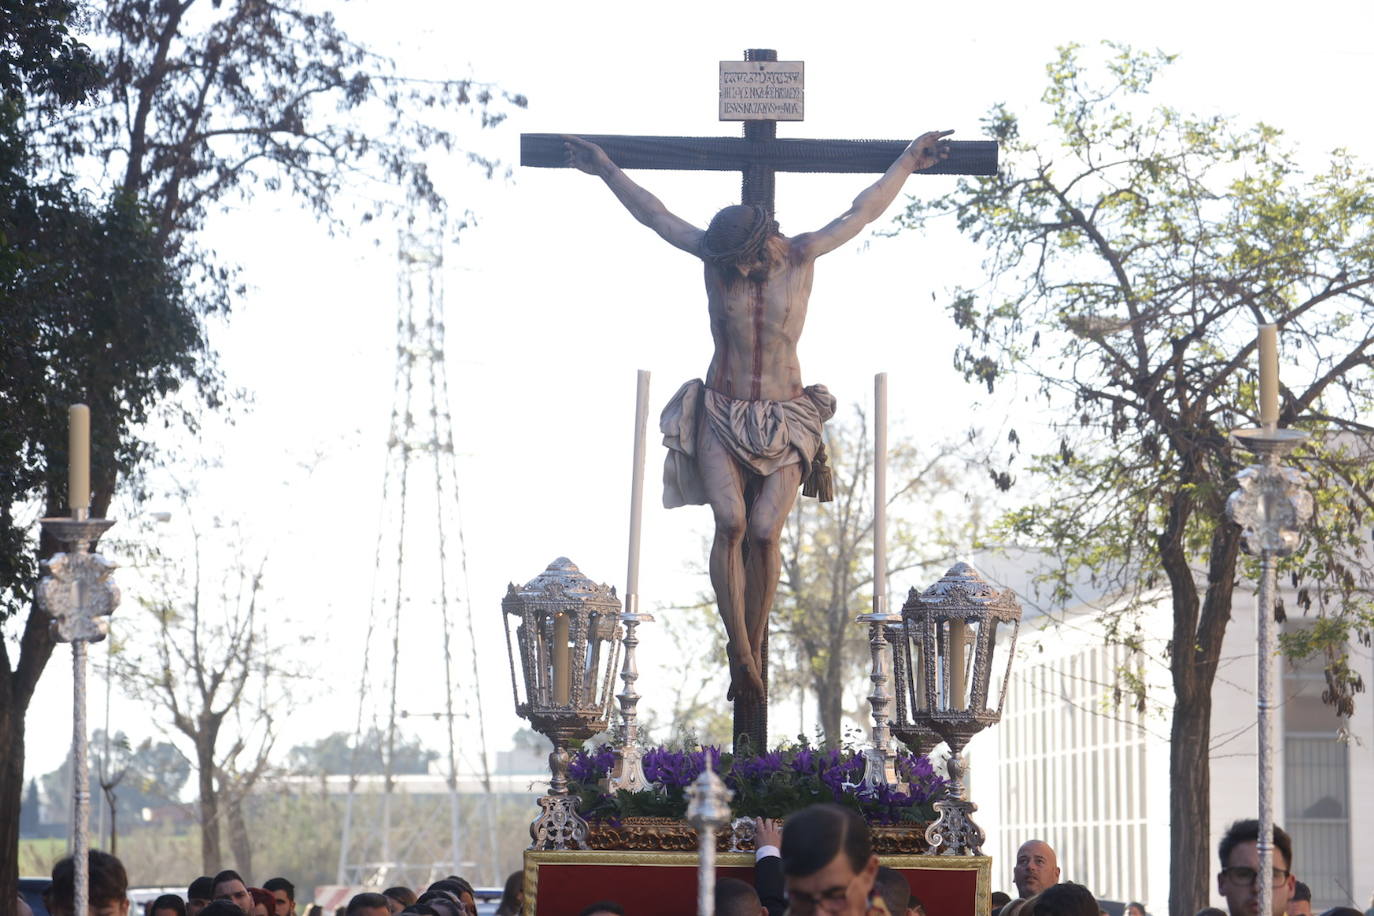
left=923, top=740, right=985, bottom=855
left=925, top=797, right=985, bottom=856
left=530, top=738, right=591, bottom=850
left=531, top=793, right=589, bottom=851
left=858, top=605, right=902, bottom=790
left=606, top=599, right=654, bottom=794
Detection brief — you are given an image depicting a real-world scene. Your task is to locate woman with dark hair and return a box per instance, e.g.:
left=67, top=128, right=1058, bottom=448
left=249, top=888, right=277, bottom=916
left=382, top=888, right=416, bottom=914
left=1030, top=884, right=1099, bottom=916
left=494, top=872, right=523, bottom=916
left=151, top=895, right=188, bottom=916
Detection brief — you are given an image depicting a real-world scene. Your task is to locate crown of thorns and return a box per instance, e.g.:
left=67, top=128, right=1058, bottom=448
left=703, top=204, right=778, bottom=267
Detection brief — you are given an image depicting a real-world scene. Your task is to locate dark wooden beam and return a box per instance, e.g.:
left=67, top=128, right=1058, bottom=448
left=521, top=134, right=999, bottom=176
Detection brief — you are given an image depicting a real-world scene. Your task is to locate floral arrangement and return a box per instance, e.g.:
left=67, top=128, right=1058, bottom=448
left=567, top=739, right=945, bottom=825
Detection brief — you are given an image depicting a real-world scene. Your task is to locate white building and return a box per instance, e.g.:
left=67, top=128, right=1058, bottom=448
left=963, top=552, right=1374, bottom=913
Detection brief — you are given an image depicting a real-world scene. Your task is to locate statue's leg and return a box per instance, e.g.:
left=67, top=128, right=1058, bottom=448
left=743, top=464, right=803, bottom=673
left=697, top=422, right=764, bottom=698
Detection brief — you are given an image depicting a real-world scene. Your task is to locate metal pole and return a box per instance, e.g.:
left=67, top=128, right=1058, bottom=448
left=39, top=513, right=119, bottom=916
left=1257, top=548, right=1277, bottom=916
left=72, top=640, right=90, bottom=916
left=336, top=785, right=356, bottom=884
left=697, top=824, right=716, bottom=916
left=1225, top=425, right=1313, bottom=916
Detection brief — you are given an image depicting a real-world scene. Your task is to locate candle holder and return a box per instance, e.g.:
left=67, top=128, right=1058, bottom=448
left=686, top=757, right=733, bottom=916
left=900, top=562, right=1021, bottom=855
left=503, top=558, right=622, bottom=850
left=605, top=596, right=654, bottom=793
left=1226, top=425, right=1312, bottom=916
left=38, top=515, right=120, bottom=916
left=857, top=607, right=902, bottom=790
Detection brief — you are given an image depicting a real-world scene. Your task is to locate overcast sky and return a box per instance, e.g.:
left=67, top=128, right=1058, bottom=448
left=22, top=0, right=1374, bottom=785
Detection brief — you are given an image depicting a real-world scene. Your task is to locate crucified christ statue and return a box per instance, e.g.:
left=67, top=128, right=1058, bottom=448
left=565, top=129, right=952, bottom=707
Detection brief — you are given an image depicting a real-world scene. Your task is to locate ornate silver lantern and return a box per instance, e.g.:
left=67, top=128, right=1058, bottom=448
left=502, top=557, right=622, bottom=849
left=899, top=562, right=1021, bottom=855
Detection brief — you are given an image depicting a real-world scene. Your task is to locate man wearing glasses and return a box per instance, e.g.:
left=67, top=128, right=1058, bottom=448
left=779, top=804, right=884, bottom=915
left=1217, top=819, right=1297, bottom=916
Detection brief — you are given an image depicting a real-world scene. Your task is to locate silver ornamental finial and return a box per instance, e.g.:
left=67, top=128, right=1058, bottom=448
left=687, top=756, right=733, bottom=916
left=686, top=756, right=733, bottom=831
left=1226, top=464, right=1313, bottom=556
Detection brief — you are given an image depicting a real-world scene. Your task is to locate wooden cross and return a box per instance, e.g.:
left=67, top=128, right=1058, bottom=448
left=521, top=49, right=997, bottom=218
left=521, top=49, right=998, bottom=753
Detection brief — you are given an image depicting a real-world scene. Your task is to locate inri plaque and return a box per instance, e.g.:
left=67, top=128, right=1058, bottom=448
left=719, top=60, right=804, bottom=121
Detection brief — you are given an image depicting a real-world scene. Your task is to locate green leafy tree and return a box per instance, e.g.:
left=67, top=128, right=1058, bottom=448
left=2, top=2, right=212, bottom=905
left=5, top=0, right=522, bottom=896
left=897, top=43, right=1374, bottom=916
left=39, top=730, right=190, bottom=851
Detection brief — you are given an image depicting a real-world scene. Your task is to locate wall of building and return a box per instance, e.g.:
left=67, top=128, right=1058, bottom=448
left=975, top=573, right=1374, bottom=913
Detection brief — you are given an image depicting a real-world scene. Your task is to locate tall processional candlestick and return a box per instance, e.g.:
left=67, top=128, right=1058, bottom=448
left=860, top=373, right=900, bottom=788
left=609, top=370, right=653, bottom=793
left=39, top=405, right=121, bottom=916
left=1226, top=323, right=1312, bottom=916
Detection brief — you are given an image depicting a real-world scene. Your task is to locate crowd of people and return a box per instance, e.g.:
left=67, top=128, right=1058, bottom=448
left=28, top=805, right=1374, bottom=916
left=28, top=859, right=526, bottom=916
left=997, top=819, right=1372, bottom=916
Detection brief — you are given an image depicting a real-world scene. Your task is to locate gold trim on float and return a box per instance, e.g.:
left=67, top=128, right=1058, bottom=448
left=521, top=850, right=992, bottom=916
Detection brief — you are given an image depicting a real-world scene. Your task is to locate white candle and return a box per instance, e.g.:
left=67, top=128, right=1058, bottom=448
left=949, top=622, right=968, bottom=711
left=626, top=370, right=650, bottom=603
left=69, top=404, right=91, bottom=511
left=553, top=612, right=571, bottom=705
left=874, top=373, right=888, bottom=613
left=914, top=643, right=926, bottom=710
left=1258, top=324, right=1279, bottom=427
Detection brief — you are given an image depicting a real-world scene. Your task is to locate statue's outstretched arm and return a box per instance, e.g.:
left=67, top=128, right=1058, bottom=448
left=793, top=129, right=953, bottom=260
left=564, top=135, right=705, bottom=255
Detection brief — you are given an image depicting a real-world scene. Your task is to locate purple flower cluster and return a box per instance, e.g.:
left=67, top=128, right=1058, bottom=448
left=568, top=743, right=618, bottom=783
left=730, top=750, right=783, bottom=781
left=641, top=745, right=723, bottom=788
left=895, top=751, right=945, bottom=803
left=786, top=746, right=866, bottom=798
left=563, top=740, right=945, bottom=825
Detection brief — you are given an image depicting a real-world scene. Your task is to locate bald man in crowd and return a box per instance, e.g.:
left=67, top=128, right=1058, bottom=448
left=1014, top=839, right=1061, bottom=899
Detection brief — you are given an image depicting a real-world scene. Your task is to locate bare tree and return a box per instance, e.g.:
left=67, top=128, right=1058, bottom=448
left=114, top=507, right=297, bottom=874
left=771, top=411, right=986, bottom=745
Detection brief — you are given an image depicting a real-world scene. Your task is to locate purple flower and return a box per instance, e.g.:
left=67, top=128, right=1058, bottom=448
left=732, top=751, right=783, bottom=781
left=568, top=744, right=618, bottom=783
left=896, top=752, right=946, bottom=803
